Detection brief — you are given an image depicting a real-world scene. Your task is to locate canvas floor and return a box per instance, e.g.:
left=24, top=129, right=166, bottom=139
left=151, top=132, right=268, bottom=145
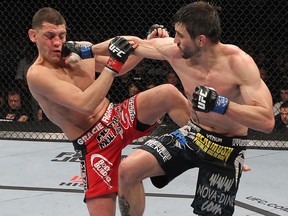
left=0, top=140, right=287, bottom=216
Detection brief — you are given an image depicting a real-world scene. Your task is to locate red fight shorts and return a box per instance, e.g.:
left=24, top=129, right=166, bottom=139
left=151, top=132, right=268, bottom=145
left=72, top=95, right=155, bottom=200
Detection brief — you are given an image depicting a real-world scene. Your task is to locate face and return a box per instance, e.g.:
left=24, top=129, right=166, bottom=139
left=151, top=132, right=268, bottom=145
left=129, top=85, right=139, bottom=96
left=280, top=90, right=288, bottom=101
left=280, top=107, right=288, bottom=125
left=8, top=94, right=21, bottom=109
left=174, top=23, right=200, bottom=59
left=28, top=22, right=67, bottom=63
left=166, top=72, right=178, bottom=86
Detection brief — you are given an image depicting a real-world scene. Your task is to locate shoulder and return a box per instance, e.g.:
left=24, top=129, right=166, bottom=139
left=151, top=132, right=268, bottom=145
left=223, top=44, right=259, bottom=77
left=26, top=60, right=62, bottom=94
left=27, top=63, right=50, bottom=82
left=223, top=44, right=254, bottom=64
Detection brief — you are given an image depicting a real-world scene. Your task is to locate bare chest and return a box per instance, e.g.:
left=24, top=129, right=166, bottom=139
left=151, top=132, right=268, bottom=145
left=171, top=61, right=239, bottom=100
left=57, top=62, right=95, bottom=91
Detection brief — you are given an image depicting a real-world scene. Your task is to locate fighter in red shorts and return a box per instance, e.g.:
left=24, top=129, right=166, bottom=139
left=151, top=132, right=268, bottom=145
left=27, top=7, right=190, bottom=216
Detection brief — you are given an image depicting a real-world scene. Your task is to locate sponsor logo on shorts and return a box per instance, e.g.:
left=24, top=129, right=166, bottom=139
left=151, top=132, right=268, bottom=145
left=108, top=116, right=124, bottom=139
left=77, top=122, right=104, bottom=145
left=144, top=139, right=172, bottom=162
left=196, top=173, right=235, bottom=215
left=102, top=103, right=114, bottom=124
left=80, top=159, right=88, bottom=191
left=90, top=154, right=113, bottom=189
left=187, top=120, right=201, bottom=132
left=96, top=128, right=116, bottom=149
left=206, top=134, right=223, bottom=143
left=128, top=97, right=136, bottom=122
left=193, top=133, right=234, bottom=162
left=232, top=138, right=249, bottom=147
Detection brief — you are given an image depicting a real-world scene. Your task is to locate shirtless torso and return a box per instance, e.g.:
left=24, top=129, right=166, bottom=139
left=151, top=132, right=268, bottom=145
left=28, top=57, right=108, bottom=140
left=133, top=36, right=274, bottom=136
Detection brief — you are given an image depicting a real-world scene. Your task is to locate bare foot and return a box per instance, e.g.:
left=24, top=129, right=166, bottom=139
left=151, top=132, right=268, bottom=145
left=243, top=164, right=251, bottom=172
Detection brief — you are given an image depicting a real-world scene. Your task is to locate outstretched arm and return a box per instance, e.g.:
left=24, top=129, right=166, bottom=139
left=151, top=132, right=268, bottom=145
left=92, top=25, right=171, bottom=74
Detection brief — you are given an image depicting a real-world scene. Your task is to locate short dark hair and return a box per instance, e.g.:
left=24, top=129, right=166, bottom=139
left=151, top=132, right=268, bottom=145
left=32, top=7, right=66, bottom=29
left=171, top=1, right=222, bottom=43
left=8, top=90, right=20, bottom=97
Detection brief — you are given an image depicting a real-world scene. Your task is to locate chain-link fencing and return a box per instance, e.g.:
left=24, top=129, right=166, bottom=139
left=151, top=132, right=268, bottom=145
left=0, top=0, right=287, bottom=149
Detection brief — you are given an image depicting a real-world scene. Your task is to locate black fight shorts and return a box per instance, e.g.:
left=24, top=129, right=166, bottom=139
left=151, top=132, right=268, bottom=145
left=137, top=120, right=248, bottom=216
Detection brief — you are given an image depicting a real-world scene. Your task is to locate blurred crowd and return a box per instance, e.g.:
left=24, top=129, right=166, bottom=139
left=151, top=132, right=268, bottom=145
left=0, top=44, right=287, bottom=139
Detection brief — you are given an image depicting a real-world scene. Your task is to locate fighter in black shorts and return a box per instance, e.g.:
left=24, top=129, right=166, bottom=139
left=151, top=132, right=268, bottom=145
left=117, top=2, right=274, bottom=215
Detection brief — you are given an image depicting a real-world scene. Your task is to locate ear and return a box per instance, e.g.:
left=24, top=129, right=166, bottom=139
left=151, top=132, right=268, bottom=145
left=198, top=35, right=206, bottom=46
left=28, top=29, right=36, bottom=42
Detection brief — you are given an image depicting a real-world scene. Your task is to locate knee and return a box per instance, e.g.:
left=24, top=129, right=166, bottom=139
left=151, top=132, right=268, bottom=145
left=119, top=159, right=139, bottom=185
left=159, top=84, right=179, bottom=95
left=158, top=84, right=183, bottom=101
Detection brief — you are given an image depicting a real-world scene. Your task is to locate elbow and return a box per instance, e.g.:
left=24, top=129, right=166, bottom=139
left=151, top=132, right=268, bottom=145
left=262, top=118, right=275, bottom=134
left=77, top=102, right=100, bottom=116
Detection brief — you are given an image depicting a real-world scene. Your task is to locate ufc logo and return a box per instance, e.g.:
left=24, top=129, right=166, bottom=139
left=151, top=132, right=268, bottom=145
left=109, top=44, right=125, bottom=57
left=198, top=89, right=208, bottom=110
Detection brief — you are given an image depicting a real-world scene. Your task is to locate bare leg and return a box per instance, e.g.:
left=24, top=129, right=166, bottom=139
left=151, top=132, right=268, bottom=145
left=118, top=149, right=165, bottom=216
left=118, top=182, right=145, bottom=216
left=136, top=84, right=191, bottom=127
left=243, top=164, right=251, bottom=172
left=86, top=193, right=116, bottom=216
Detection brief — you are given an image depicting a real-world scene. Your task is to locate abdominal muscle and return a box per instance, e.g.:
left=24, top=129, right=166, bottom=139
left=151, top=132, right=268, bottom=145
left=193, top=111, right=248, bottom=137
left=43, top=98, right=110, bottom=140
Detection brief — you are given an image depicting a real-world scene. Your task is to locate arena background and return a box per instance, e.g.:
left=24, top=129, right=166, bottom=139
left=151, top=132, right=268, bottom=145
left=0, top=0, right=287, bottom=149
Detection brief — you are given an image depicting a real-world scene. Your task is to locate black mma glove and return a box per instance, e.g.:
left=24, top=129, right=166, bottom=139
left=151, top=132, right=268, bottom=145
left=192, top=85, right=229, bottom=115
left=148, top=24, right=164, bottom=35
left=61, top=41, right=93, bottom=63
left=105, top=36, right=134, bottom=75
left=147, top=24, right=167, bottom=39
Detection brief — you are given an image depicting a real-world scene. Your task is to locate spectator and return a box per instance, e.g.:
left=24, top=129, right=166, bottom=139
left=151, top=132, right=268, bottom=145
left=249, top=101, right=288, bottom=141
left=259, top=66, right=267, bottom=81
left=128, top=83, right=140, bottom=97
left=273, top=86, right=288, bottom=116
left=165, top=70, right=184, bottom=94
left=1, top=91, right=31, bottom=122
left=273, top=101, right=288, bottom=132
left=37, top=107, right=49, bottom=122
left=14, top=47, right=40, bottom=121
